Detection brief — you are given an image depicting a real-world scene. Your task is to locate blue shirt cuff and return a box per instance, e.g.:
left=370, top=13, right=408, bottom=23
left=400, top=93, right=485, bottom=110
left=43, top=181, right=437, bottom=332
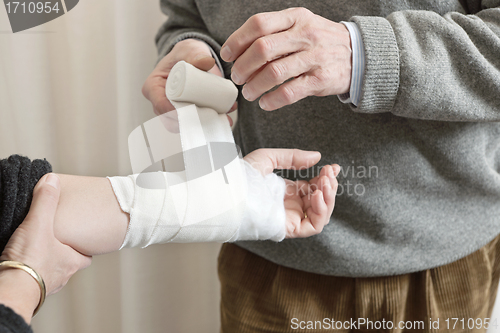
left=338, top=21, right=365, bottom=107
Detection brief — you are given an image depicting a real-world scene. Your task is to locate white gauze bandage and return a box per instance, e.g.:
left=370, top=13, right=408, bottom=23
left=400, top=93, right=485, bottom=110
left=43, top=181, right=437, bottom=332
left=108, top=61, right=286, bottom=248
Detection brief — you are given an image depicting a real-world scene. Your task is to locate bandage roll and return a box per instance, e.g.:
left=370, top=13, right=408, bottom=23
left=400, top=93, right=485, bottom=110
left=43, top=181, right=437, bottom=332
left=166, top=61, right=238, bottom=114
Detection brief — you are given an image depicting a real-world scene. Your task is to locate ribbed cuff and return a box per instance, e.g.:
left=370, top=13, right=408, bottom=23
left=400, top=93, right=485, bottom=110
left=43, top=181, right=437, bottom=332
left=350, top=16, right=400, bottom=113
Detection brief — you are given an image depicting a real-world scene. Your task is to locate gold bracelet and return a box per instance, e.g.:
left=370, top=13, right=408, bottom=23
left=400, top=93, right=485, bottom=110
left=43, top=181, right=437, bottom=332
left=0, top=260, right=46, bottom=317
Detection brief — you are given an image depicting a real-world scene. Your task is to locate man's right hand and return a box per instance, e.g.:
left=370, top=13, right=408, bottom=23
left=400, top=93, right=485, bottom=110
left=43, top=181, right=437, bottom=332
left=142, top=39, right=235, bottom=125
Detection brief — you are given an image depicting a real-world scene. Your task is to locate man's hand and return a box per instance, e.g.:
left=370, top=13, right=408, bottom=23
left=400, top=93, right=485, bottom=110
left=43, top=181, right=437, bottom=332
left=220, top=7, right=352, bottom=111
left=142, top=38, right=236, bottom=125
left=244, top=149, right=340, bottom=239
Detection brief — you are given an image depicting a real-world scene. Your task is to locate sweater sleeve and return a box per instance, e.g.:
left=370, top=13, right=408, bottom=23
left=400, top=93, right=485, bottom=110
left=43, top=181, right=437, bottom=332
left=156, top=0, right=225, bottom=70
left=0, top=155, right=52, bottom=253
left=0, top=304, right=33, bottom=333
left=350, top=0, right=500, bottom=122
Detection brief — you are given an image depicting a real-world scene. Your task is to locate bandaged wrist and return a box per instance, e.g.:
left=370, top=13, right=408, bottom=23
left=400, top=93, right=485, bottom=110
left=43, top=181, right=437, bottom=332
left=108, top=159, right=286, bottom=248
left=108, top=61, right=286, bottom=248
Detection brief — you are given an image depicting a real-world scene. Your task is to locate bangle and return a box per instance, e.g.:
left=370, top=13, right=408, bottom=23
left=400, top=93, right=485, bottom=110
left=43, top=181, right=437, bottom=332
left=0, top=260, right=46, bottom=317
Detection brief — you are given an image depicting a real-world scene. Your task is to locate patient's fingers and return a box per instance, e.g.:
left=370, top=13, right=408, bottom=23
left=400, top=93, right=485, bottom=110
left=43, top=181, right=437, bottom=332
left=293, top=177, right=328, bottom=237
left=285, top=181, right=310, bottom=202
left=244, top=149, right=321, bottom=176
left=300, top=190, right=326, bottom=237
left=310, top=177, right=329, bottom=218
left=324, top=168, right=338, bottom=209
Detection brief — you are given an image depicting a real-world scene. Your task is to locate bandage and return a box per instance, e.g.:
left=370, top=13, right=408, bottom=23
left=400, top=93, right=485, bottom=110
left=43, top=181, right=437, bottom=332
left=108, top=61, right=286, bottom=248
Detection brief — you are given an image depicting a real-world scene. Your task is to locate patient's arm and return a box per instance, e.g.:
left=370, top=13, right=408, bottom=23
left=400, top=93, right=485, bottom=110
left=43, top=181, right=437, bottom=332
left=54, top=175, right=129, bottom=255
left=51, top=149, right=339, bottom=256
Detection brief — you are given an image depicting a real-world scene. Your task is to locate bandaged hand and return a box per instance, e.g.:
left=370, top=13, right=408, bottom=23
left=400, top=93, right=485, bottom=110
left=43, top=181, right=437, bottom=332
left=46, top=148, right=339, bottom=258
left=244, top=149, right=339, bottom=239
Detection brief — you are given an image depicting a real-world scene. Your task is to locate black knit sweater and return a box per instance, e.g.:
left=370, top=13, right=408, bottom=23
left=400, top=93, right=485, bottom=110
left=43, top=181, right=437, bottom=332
left=0, top=155, right=52, bottom=253
left=0, top=305, right=32, bottom=333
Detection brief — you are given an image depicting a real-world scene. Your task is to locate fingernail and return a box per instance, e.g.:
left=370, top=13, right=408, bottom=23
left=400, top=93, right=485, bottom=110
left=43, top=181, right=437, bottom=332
left=45, top=173, right=59, bottom=189
left=259, top=98, right=268, bottom=110
left=242, top=85, right=253, bottom=101
left=231, top=71, right=242, bottom=85
left=220, top=46, right=232, bottom=61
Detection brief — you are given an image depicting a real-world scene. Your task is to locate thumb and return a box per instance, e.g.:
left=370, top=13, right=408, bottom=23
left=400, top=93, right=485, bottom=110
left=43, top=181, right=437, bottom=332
left=244, top=149, right=321, bottom=176
left=24, top=173, right=61, bottom=230
left=186, top=53, right=216, bottom=72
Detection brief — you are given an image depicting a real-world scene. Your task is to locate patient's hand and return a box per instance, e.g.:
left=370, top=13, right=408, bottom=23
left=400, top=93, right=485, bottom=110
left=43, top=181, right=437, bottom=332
left=243, top=149, right=339, bottom=239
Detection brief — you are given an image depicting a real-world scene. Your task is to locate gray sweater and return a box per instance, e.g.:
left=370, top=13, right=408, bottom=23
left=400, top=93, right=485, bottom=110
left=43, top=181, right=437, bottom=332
left=156, top=0, right=500, bottom=277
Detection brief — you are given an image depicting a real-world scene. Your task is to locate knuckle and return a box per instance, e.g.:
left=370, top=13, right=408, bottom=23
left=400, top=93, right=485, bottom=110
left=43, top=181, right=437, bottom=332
left=307, top=71, right=327, bottom=95
left=302, top=25, right=320, bottom=44
left=251, top=13, right=268, bottom=35
left=291, top=148, right=301, bottom=160
left=281, top=85, right=296, bottom=104
left=231, top=35, right=245, bottom=53
left=254, top=37, right=273, bottom=59
left=294, top=7, right=312, bottom=18
left=313, top=49, right=329, bottom=65
left=315, top=69, right=330, bottom=84
left=268, top=61, right=286, bottom=82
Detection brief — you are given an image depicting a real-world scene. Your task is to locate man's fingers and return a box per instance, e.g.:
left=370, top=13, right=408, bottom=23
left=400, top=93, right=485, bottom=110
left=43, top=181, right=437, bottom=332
left=171, top=38, right=215, bottom=71
left=25, top=174, right=61, bottom=231
left=259, top=73, right=318, bottom=111
left=158, top=111, right=180, bottom=133
left=232, top=31, right=305, bottom=86
left=143, top=38, right=217, bottom=116
left=221, top=8, right=301, bottom=62
left=143, top=77, right=176, bottom=115
left=242, top=51, right=311, bottom=102
left=186, top=54, right=216, bottom=72
left=244, top=148, right=321, bottom=176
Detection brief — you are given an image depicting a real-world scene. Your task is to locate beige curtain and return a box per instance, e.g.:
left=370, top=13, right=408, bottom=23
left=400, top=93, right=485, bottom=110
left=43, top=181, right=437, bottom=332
left=1, top=1, right=221, bottom=332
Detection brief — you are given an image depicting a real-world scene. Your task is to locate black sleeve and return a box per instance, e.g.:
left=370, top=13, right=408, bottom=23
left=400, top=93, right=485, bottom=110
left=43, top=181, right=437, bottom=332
left=0, top=304, right=33, bottom=333
left=0, top=155, right=52, bottom=253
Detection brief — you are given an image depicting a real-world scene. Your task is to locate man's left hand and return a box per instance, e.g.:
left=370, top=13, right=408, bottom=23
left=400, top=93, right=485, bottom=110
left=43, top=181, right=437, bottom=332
left=220, top=7, right=352, bottom=111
